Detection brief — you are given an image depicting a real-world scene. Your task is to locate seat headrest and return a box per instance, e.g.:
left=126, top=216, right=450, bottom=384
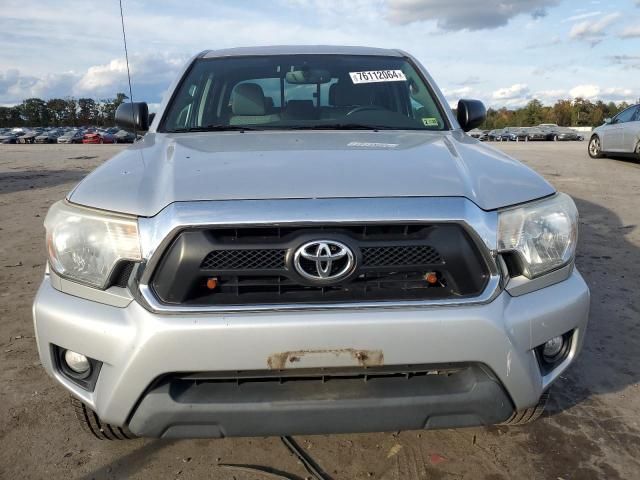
left=329, top=80, right=373, bottom=106
left=232, top=83, right=266, bottom=116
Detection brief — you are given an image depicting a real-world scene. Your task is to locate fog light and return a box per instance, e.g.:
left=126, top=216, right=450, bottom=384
left=542, top=336, right=564, bottom=360
left=64, top=350, right=90, bottom=374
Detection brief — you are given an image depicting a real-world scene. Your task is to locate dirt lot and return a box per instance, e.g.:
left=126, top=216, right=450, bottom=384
left=1, top=141, right=639, bottom=480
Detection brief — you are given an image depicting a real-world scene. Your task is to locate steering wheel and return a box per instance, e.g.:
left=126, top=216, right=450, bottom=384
left=345, top=105, right=386, bottom=116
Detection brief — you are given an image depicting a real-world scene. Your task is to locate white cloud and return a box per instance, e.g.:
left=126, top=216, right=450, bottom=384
left=0, top=53, right=187, bottom=104
left=75, top=54, right=187, bottom=99
left=569, top=84, right=600, bottom=99
left=489, top=84, right=531, bottom=107
left=492, top=84, right=530, bottom=100
left=442, top=86, right=473, bottom=97
left=441, top=86, right=474, bottom=108
left=563, top=11, right=601, bottom=22
left=534, top=89, right=567, bottom=104
left=0, top=69, right=78, bottom=104
left=569, top=12, right=621, bottom=45
left=620, top=25, right=640, bottom=38
left=386, top=0, right=560, bottom=30
left=568, top=84, right=636, bottom=102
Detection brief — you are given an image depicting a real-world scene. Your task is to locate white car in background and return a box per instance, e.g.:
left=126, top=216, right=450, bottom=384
left=589, top=104, right=640, bottom=159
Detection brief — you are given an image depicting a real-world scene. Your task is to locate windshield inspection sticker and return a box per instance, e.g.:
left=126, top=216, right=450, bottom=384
left=422, top=117, right=439, bottom=127
left=349, top=70, right=407, bottom=84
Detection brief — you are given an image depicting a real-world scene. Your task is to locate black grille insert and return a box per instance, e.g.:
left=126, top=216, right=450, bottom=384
left=150, top=224, right=489, bottom=305
left=362, top=245, right=442, bottom=267
left=201, top=249, right=285, bottom=270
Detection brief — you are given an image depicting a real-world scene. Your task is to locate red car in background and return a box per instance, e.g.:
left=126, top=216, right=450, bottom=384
left=82, top=130, right=115, bottom=144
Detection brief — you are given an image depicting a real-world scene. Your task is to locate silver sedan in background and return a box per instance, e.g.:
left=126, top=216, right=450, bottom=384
left=589, top=103, right=640, bottom=159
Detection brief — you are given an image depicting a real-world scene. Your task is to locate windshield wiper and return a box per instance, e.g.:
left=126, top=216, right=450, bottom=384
left=168, top=125, right=260, bottom=133
left=286, top=123, right=391, bottom=131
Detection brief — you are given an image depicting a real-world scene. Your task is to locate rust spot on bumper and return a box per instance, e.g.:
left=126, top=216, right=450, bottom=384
left=267, top=348, right=384, bottom=369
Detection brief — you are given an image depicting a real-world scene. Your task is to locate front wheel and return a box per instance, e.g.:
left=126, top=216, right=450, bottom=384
left=588, top=136, right=603, bottom=158
left=500, top=390, right=550, bottom=426
left=71, top=396, right=136, bottom=440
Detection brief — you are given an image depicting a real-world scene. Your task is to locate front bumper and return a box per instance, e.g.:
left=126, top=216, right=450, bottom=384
left=33, top=269, right=589, bottom=437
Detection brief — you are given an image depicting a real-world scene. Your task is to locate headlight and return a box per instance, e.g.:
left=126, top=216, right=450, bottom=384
left=45, top=201, right=141, bottom=289
left=498, top=193, right=578, bottom=278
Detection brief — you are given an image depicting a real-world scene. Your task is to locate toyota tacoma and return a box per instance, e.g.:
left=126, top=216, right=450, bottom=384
left=33, top=46, right=590, bottom=439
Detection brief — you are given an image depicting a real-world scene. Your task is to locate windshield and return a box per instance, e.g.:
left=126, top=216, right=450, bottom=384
left=161, top=55, right=448, bottom=132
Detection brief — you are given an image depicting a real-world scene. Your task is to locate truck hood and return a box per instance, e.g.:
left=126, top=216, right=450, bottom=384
left=69, top=130, right=554, bottom=217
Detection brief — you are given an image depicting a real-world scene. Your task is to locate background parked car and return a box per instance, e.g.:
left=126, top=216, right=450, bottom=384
left=0, top=131, right=18, bottom=144
left=589, top=103, right=640, bottom=159
left=551, top=127, right=581, bottom=141
left=57, top=130, right=84, bottom=144
left=512, top=128, right=531, bottom=142
left=35, top=130, right=62, bottom=144
left=17, top=129, right=41, bottom=144
left=113, top=129, right=136, bottom=143
left=488, top=129, right=504, bottom=141
left=499, top=128, right=518, bottom=141
left=523, top=127, right=547, bottom=141
left=82, top=130, right=115, bottom=144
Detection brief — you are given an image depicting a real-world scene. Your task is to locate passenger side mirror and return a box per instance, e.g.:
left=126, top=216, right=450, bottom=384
left=457, top=99, right=486, bottom=132
left=604, top=118, right=612, bottom=124
left=115, top=102, right=150, bottom=132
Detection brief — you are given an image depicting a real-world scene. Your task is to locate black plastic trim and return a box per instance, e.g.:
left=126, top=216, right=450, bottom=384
left=128, top=364, right=514, bottom=438
left=52, top=344, right=102, bottom=392
left=150, top=224, right=489, bottom=305
left=535, top=330, right=574, bottom=375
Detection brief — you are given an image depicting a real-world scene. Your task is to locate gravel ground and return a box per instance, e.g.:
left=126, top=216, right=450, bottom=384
left=0, top=142, right=639, bottom=479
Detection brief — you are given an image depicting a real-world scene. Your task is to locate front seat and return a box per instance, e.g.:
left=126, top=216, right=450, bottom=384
left=229, top=83, right=280, bottom=125
left=321, top=80, right=375, bottom=119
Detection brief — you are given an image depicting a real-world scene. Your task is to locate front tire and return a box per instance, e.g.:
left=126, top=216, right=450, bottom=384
left=500, top=390, right=550, bottom=426
left=71, top=396, right=136, bottom=440
left=588, top=135, right=603, bottom=158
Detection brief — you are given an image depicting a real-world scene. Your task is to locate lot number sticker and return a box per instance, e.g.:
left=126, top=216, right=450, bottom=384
left=349, top=70, right=407, bottom=84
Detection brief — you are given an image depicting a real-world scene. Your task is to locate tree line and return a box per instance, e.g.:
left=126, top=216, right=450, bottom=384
left=0, top=93, right=129, bottom=128
left=0, top=93, right=635, bottom=129
left=481, top=98, right=636, bottom=130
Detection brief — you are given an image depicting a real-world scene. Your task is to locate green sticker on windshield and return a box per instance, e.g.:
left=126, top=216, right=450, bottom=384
left=422, top=117, right=439, bottom=127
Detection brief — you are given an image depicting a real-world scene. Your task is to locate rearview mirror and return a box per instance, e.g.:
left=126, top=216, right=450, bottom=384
left=456, top=99, right=486, bottom=132
left=115, top=102, right=149, bottom=132
left=285, top=69, right=332, bottom=84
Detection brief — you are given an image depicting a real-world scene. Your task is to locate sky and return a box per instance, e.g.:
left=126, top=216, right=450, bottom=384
left=0, top=0, right=639, bottom=109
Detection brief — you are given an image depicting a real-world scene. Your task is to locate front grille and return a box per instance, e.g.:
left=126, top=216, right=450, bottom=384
left=361, top=245, right=442, bottom=267
left=150, top=224, right=489, bottom=306
left=201, top=249, right=286, bottom=270
left=171, top=364, right=467, bottom=385
left=200, top=245, right=443, bottom=271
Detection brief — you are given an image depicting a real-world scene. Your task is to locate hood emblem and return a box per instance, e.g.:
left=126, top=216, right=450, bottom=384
left=293, top=240, right=355, bottom=282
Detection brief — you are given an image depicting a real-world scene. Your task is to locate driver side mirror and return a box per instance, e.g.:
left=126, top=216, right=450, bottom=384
left=604, top=117, right=612, bottom=125
left=457, top=99, right=486, bottom=132
left=115, top=102, right=150, bottom=132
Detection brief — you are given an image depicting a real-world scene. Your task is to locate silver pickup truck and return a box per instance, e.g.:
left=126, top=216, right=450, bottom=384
left=33, top=45, right=589, bottom=440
